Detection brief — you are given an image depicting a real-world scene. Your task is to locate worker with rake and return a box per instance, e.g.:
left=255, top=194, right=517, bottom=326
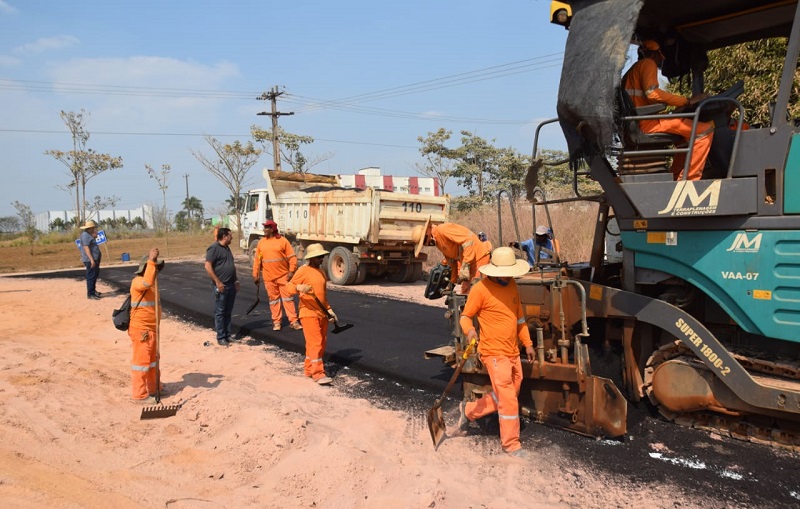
left=286, top=243, right=338, bottom=385
left=129, top=248, right=165, bottom=403
left=456, top=247, right=535, bottom=458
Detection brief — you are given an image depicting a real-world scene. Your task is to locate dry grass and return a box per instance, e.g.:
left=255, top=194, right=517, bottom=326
left=450, top=200, right=599, bottom=264
left=0, top=231, right=213, bottom=274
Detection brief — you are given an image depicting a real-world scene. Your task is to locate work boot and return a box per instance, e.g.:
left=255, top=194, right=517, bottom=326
left=217, top=338, right=230, bottom=346
left=506, top=448, right=532, bottom=460
left=273, top=323, right=281, bottom=331
left=88, top=293, right=101, bottom=300
left=131, top=396, right=157, bottom=404
left=315, top=376, right=333, bottom=385
left=289, top=321, right=303, bottom=330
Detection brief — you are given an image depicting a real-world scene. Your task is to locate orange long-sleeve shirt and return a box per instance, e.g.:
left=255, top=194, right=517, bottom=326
left=431, top=223, right=489, bottom=275
left=459, top=277, right=531, bottom=357
left=252, top=236, right=297, bottom=281
left=129, top=260, right=161, bottom=330
left=623, top=58, right=689, bottom=109
left=286, top=265, right=331, bottom=319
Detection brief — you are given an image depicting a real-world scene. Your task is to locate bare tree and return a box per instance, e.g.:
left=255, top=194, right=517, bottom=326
left=146, top=164, right=171, bottom=256
left=44, top=110, right=123, bottom=221
left=192, top=135, right=261, bottom=246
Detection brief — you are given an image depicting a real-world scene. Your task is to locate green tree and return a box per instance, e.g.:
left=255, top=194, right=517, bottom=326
left=0, top=216, right=21, bottom=233
left=251, top=126, right=333, bottom=173
left=50, top=217, right=68, bottom=231
left=180, top=196, right=204, bottom=232
left=192, top=136, right=262, bottom=245
left=670, top=38, right=799, bottom=127
left=12, top=201, right=38, bottom=255
left=44, top=110, right=123, bottom=222
left=225, top=194, right=244, bottom=214
left=415, top=128, right=455, bottom=194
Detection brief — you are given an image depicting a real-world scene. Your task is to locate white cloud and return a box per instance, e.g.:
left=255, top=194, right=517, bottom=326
left=0, top=55, right=20, bottom=66
left=14, top=35, right=79, bottom=54
left=0, top=1, right=17, bottom=14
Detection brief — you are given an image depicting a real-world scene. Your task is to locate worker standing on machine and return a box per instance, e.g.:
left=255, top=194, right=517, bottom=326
left=455, top=247, right=535, bottom=458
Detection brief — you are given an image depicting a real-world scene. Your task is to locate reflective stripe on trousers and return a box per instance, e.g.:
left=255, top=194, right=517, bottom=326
left=464, top=355, right=524, bottom=453
left=265, top=278, right=298, bottom=326
left=128, top=327, right=158, bottom=400
left=301, top=315, right=328, bottom=381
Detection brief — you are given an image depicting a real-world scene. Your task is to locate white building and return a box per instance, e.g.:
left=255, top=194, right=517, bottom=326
left=35, top=204, right=154, bottom=232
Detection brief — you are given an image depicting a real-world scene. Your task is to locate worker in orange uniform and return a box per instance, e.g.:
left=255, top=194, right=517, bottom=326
left=623, top=39, right=712, bottom=180
left=455, top=247, right=534, bottom=458
left=413, top=220, right=491, bottom=294
left=252, top=219, right=301, bottom=331
left=128, top=247, right=165, bottom=403
left=286, top=243, right=337, bottom=385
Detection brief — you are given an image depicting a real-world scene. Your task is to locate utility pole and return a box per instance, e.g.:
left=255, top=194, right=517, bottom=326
left=257, top=86, right=294, bottom=173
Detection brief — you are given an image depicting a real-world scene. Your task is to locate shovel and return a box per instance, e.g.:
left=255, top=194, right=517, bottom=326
left=141, top=276, right=181, bottom=420
left=427, top=337, right=477, bottom=449
left=308, top=290, right=354, bottom=334
left=246, top=279, right=261, bottom=315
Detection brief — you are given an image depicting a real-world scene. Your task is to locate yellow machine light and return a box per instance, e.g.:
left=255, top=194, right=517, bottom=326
left=550, top=1, right=572, bottom=27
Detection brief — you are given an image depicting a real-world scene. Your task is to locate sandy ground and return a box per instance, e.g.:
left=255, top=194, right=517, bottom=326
left=0, top=275, right=689, bottom=509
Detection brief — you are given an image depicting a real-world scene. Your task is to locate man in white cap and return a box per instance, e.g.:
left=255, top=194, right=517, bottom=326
left=286, top=243, right=337, bottom=385
left=512, top=226, right=556, bottom=268
left=455, top=246, right=534, bottom=458
left=79, top=219, right=102, bottom=299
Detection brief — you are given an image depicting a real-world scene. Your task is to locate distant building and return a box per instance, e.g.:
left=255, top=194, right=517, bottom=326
left=35, top=205, right=154, bottom=232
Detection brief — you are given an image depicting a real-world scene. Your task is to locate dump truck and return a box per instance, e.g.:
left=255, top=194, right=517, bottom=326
left=427, top=0, right=800, bottom=449
left=239, top=168, right=450, bottom=285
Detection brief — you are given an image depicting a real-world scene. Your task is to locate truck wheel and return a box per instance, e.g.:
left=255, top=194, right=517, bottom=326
left=327, top=246, right=358, bottom=285
left=248, top=239, right=259, bottom=266
left=411, top=262, right=423, bottom=282
left=354, top=263, right=368, bottom=284
left=388, top=263, right=415, bottom=283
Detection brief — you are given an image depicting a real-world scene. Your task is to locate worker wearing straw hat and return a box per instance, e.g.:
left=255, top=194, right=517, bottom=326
left=79, top=219, right=102, bottom=300
left=286, top=243, right=337, bottom=385
left=455, top=247, right=535, bottom=458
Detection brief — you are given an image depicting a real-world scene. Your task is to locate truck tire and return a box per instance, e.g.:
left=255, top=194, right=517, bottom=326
left=327, top=246, right=358, bottom=285
left=354, top=263, right=368, bottom=284
left=411, top=262, right=423, bottom=282
left=388, top=263, right=415, bottom=283
left=248, top=239, right=259, bottom=267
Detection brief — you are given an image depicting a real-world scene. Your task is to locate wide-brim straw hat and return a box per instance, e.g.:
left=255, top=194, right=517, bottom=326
left=412, top=216, right=431, bottom=258
left=304, top=243, right=329, bottom=260
left=80, top=220, right=97, bottom=230
left=479, top=247, right=530, bottom=278
left=134, top=255, right=165, bottom=275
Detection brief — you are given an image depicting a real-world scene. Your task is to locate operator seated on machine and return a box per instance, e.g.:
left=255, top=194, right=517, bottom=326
left=622, top=39, right=712, bottom=181
left=509, top=226, right=557, bottom=268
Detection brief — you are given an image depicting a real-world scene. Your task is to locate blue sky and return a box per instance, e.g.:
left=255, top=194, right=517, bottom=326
left=0, top=0, right=570, bottom=220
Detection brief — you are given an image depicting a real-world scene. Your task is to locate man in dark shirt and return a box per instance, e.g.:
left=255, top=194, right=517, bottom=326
left=204, top=227, right=240, bottom=346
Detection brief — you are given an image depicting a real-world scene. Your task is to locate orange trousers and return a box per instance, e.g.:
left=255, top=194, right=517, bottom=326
left=464, top=355, right=524, bottom=453
left=301, top=316, right=329, bottom=381
left=641, top=118, right=714, bottom=180
left=265, top=275, right=298, bottom=327
left=129, top=328, right=158, bottom=400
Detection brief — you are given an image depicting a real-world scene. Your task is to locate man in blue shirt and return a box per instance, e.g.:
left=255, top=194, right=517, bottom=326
left=79, top=220, right=102, bottom=299
left=513, top=226, right=555, bottom=268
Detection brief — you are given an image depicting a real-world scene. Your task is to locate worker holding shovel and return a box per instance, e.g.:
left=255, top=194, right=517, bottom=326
left=286, top=243, right=337, bottom=386
left=128, top=248, right=165, bottom=403
left=456, top=247, right=534, bottom=458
